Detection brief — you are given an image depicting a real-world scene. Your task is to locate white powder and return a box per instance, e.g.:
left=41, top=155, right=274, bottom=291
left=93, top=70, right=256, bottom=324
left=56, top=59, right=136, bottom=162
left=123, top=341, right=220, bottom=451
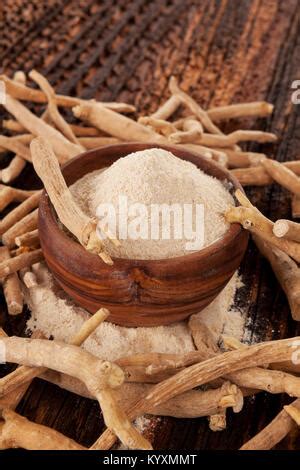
left=70, top=148, right=234, bottom=260
left=26, top=263, right=245, bottom=359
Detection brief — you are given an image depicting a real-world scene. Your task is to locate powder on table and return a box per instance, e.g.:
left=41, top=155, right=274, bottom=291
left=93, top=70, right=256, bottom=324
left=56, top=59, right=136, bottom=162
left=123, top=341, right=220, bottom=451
left=26, top=263, right=245, bottom=360
left=70, top=148, right=234, bottom=260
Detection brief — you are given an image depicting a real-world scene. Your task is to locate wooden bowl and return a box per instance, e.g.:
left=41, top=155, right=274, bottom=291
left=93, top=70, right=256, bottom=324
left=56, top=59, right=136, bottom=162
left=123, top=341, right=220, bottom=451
left=39, top=143, right=248, bottom=327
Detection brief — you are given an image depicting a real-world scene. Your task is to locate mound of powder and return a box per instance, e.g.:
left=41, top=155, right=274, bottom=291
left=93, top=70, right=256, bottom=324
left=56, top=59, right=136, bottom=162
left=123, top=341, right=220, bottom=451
left=26, top=263, right=245, bottom=361
left=70, top=148, right=234, bottom=260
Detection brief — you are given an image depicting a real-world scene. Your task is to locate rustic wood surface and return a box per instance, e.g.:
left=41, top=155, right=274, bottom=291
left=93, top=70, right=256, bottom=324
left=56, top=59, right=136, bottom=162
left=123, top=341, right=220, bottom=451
left=0, top=0, right=300, bottom=450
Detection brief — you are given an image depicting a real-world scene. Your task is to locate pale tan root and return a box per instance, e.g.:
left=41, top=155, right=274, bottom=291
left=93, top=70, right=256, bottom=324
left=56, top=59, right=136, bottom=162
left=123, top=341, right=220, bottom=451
left=3, top=95, right=82, bottom=163
left=0, top=336, right=150, bottom=450
left=273, top=219, right=300, bottom=242
left=0, top=330, right=43, bottom=410
left=30, top=72, right=82, bottom=144
left=15, top=229, right=39, bottom=248
left=91, top=337, right=300, bottom=449
left=190, top=317, right=300, bottom=397
left=0, top=409, right=85, bottom=450
left=30, top=137, right=114, bottom=264
left=29, top=70, right=83, bottom=147
left=292, top=195, right=300, bottom=219
left=0, top=75, right=136, bottom=112
left=207, top=101, right=274, bottom=121
left=73, top=102, right=165, bottom=143
left=254, top=236, right=300, bottom=320
left=0, top=310, right=110, bottom=397
left=13, top=71, right=26, bottom=84
left=240, top=398, right=300, bottom=450
left=169, top=119, right=203, bottom=144
left=2, top=120, right=25, bottom=132
left=169, top=76, right=222, bottom=135
left=225, top=191, right=300, bottom=263
left=0, top=185, right=37, bottom=212
left=0, top=136, right=32, bottom=162
left=209, top=410, right=227, bottom=431
left=19, top=269, right=38, bottom=288
left=231, top=161, right=300, bottom=186
left=221, top=150, right=266, bottom=169
left=0, top=249, right=43, bottom=278
left=0, top=191, right=41, bottom=236
left=283, top=404, right=300, bottom=425
left=195, top=130, right=277, bottom=148
left=3, top=119, right=101, bottom=137
left=262, top=159, right=300, bottom=196
left=149, top=95, right=181, bottom=120
left=2, top=209, right=38, bottom=248
left=1, top=156, right=26, bottom=183
left=138, top=117, right=177, bottom=137
left=40, top=373, right=247, bottom=419
left=0, top=247, right=23, bottom=315
left=78, top=136, right=121, bottom=149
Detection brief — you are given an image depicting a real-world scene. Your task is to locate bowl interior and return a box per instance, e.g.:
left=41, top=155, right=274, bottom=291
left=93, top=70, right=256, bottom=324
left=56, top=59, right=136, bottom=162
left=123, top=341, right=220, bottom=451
left=56, top=142, right=242, bottom=266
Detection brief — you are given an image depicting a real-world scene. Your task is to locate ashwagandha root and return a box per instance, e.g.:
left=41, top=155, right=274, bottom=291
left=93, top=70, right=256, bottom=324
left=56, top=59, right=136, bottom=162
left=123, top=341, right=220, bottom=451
left=284, top=404, right=300, bottom=426
left=218, top=150, right=266, bottom=169
left=19, top=268, right=38, bottom=288
left=0, top=185, right=37, bottom=212
left=0, top=248, right=43, bottom=278
left=262, top=159, right=300, bottom=196
left=0, top=408, right=85, bottom=450
left=195, top=130, right=277, bottom=148
left=169, top=76, right=222, bottom=135
left=149, top=95, right=181, bottom=120
left=0, top=74, right=136, bottom=112
left=207, top=101, right=273, bottom=121
left=0, top=310, right=109, bottom=398
left=73, top=102, right=165, bottom=144
left=3, top=95, right=82, bottom=162
left=0, top=247, right=23, bottom=315
left=29, top=70, right=83, bottom=147
left=240, top=398, right=300, bottom=450
left=2, top=209, right=38, bottom=248
left=1, top=156, right=26, bottom=183
left=0, top=330, right=43, bottom=410
left=0, top=314, right=151, bottom=450
left=231, top=161, right=300, bottom=186
left=30, top=137, right=114, bottom=265
left=15, top=229, right=39, bottom=248
left=254, top=236, right=300, bottom=321
left=0, top=191, right=41, bottom=236
left=92, top=336, right=300, bottom=450
left=3, top=119, right=101, bottom=137
left=225, top=190, right=300, bottom=263
left=138, top=117, right=177, bottom=137
left=78, top=136, right=121, bottom=149
left=273, top=219, right=300, bottom=243
left=0, top=136, right=32, bottom=162
left=169, top=118, right=203, bottom=144
left=13, top=71, right=26, bottom=84
left=292, top=195, right=300, bottom=219
left=40, top=373, right=244, bottom=420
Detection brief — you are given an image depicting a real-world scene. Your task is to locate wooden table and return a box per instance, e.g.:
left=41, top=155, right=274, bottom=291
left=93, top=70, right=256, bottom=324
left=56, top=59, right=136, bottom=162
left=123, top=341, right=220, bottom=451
left=1, top=0, right=300, bottom=450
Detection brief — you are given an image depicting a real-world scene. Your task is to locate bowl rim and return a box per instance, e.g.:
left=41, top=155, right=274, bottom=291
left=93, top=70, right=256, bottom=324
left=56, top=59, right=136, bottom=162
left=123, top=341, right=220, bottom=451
left=40, top=142, right=244, bottom=268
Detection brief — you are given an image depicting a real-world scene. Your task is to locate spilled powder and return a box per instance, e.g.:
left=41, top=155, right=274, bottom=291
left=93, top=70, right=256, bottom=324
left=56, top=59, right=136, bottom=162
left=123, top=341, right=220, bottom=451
left=70, top=148, right=234, bottom=260
left=26, top=263, right=245, bottom=359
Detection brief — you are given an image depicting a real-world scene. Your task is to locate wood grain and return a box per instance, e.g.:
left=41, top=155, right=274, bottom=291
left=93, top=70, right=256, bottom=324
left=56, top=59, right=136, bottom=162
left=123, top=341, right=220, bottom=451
left=0, top=0, right=300, bottom=450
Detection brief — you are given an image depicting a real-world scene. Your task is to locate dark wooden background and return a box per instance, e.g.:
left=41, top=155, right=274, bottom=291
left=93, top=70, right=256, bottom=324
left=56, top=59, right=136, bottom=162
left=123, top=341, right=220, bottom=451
left=1, top=0, right=300, bottom=450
